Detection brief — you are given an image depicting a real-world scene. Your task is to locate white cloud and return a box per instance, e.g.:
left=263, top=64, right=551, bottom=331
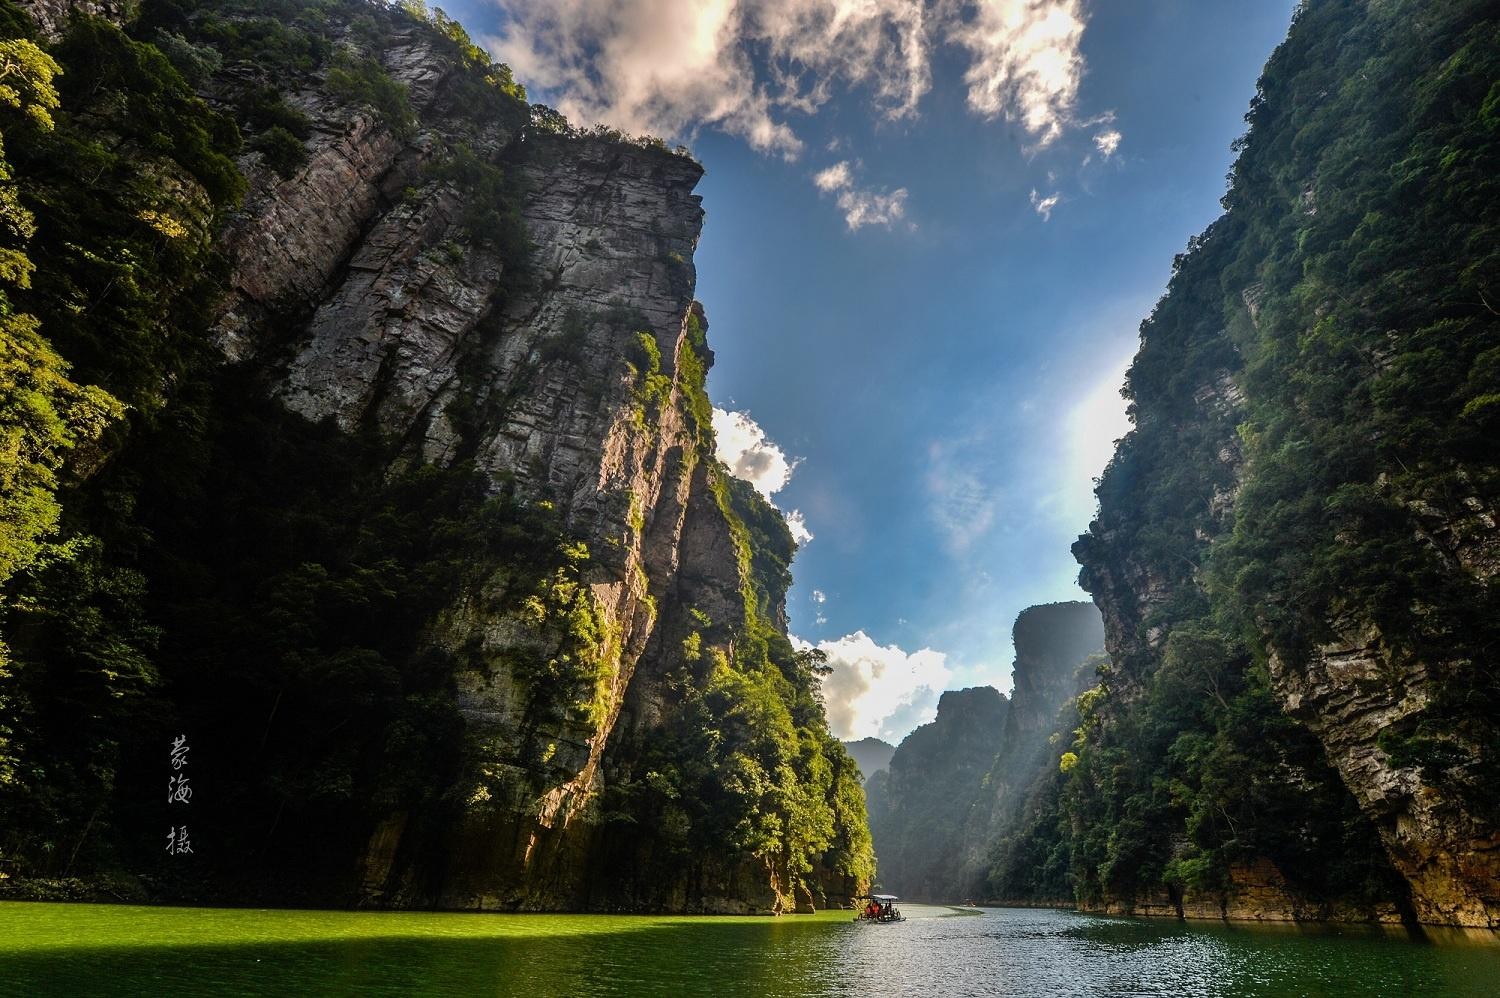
left=812, top=159, right=909, bottom=230
left=712, top=407, right=797, bottom=496
left=799, top=631, right=952, bottom=740
left=836, top=186, right=910, bottom=230
left=486, top=0, right=933, bottom=161
left=812, top=589, right=827, bottom=604
left=1093, top=128, right=1121, bottom=158
left=948, top=0, right=1088, bottom=148
left=712, top=407, right=814, bottom=544
left=1030, top=188, right=1061, bottom=220
left=486, top=0, right=1107, bottom=163
left=813, top=160, right=853, bottom=192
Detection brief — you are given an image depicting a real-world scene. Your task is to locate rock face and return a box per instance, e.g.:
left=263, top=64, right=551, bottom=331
left=1067, top=0, right=1500, bottom=929
left=1271, top=622, right=1500, bottom=927
left=3, top=0, right=869, bottom=913
left=964, top=603, right=1103, bottom=896
left=1000, top=604, right=1105, bottom=748
left=866, top=604, right=1103, bottom=902
left=867, top=687, right=1008, bottom=899
left=17, top=0, right=126, bottom=37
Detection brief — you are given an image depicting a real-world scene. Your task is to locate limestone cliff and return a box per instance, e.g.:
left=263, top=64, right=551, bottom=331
left=866, top=687, right=1007, bottom=900
left=842, top=737, right=895, bottom=785
left=1066, top=0, right=1499, bottom=928
left=867, top=603, right=1103, bottom=902
left=0, top=0, right=871, bottom=912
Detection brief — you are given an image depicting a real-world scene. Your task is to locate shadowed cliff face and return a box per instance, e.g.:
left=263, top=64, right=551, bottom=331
left=867, top=687, right=1008, bottom=900
left=2, top=0, right=869, bottom=913
left=842, top=738, right=895, bottom=784
left=1069, top=0, right=1500, bottom=928
left=867, top=603, right=1105, bottom=902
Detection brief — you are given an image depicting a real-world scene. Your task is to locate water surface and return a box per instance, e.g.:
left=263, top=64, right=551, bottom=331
left=2, top=901, right=1496, bottom=995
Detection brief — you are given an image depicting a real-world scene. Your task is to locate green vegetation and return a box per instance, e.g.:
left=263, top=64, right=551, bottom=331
left=326, top=49, right=415, bottom=138
left=597, top=327, right=872, bottom=909
left=251, top=125, right=308, bottom=177
left=425, top=144, right=528, bottom=258
left=0, top=0, right=853, bottom=912
left=993, top=0, right=1499, bottom=913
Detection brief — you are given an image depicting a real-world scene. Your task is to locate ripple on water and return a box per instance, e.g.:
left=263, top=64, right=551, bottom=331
left=1, top=902, right=1498, bottom=996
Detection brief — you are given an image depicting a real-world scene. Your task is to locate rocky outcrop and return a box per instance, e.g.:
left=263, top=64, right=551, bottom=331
left=866, top=604, right=1103, bottom=903
left=1272, top=624, right=1500, bottom=927
left=843, top=737, right=895, bottom=784
left=964, top=603, right=1102, bottom=895
left=17, top=0, right=126, bottom=37
left=867, top=687, right=1008, bottom=899
left=1000, top=603, right=1105, bottom=747
left=4, top=0, right=867, bottom=913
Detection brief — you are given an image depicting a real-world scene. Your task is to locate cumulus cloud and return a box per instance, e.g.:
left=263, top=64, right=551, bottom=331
left=1093, top=128, right=1121, bottom=158
left=712, top=407, right=814, bottom=544
left=712, top=407, right=797, bottom=496
left=1030, top=188, right=1061, bottom=219
left=486, top=0, right=1105, bottom=162
left=811, top=589, right=827, bottom=604
left=799, top=631, right=952, bottom=740
left=948, top=0, right=1087, bottom=148
left=812, top=159, right=910, bottom=230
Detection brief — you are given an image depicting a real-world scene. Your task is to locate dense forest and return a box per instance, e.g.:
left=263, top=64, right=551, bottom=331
left=0, top=0, right=870, bottom=912
left=988, top=0, right=1499, bottom=926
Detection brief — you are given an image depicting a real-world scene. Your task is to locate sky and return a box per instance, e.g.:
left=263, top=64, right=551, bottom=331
left=443, top=0, right=1300, bottom=743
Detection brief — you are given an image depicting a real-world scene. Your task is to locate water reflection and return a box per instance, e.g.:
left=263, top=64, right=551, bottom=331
left=824, top=906, right=1496, bottom=998
left=2, top=902, right=1497, bottom=996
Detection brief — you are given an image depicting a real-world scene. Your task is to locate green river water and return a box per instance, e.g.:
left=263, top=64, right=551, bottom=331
left=2, top=901, right=1497, bottom=996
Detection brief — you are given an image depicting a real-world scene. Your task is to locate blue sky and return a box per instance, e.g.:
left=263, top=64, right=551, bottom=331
left=445, top=0, right=1299, bottom=741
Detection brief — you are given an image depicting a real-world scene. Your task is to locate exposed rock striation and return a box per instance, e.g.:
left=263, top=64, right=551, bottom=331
left=1, top=0, right=869, bottom=913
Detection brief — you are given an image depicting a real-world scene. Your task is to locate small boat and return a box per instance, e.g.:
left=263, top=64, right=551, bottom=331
left=854, top=894, right=906, bottom=923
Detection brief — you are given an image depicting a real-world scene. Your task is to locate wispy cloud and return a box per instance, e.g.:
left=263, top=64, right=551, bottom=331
left=1093, top=128, right=1121, bottom=158
left=948, top=0, right=1088, bottom=149
left=798, top=630, right=952, bottom=740
left=1030, top=188, right=1061, bottom=219
left=813, top=159, right=910, bottom=230
left=486, top=0, right=1110, bottom=169
left=813, top=160, right=853, bottom=192
left=926, top=439, right=998, bottom=555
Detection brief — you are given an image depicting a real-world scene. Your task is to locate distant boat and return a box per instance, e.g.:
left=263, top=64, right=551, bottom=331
left=854, top=894, right=906, bottom=923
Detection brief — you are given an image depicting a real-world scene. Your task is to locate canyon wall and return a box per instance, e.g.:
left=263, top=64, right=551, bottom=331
left=1065, top=0, right=1499, bottom=927
left=0, top=0, right=871, bottom=911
